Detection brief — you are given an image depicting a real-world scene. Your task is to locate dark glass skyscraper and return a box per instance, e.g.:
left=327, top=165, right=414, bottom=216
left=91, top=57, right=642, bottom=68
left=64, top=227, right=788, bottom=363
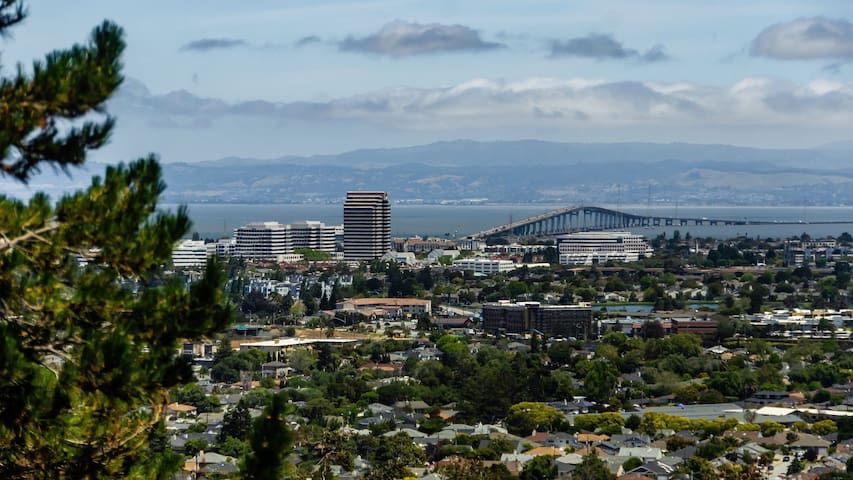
left=343, top=191, right=391, bottom=261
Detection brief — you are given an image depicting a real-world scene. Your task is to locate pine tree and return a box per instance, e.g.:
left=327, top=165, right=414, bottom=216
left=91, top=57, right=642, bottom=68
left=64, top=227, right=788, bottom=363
left=218, top=400, right=253, bottom=444
left=241, top=394, right=294, bottom=480
left=0, top=2, right=233, bottom=477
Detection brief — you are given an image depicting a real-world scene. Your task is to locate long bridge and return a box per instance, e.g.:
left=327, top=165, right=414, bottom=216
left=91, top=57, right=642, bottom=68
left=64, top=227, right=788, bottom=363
left=467, top=205, right=845, bottom=239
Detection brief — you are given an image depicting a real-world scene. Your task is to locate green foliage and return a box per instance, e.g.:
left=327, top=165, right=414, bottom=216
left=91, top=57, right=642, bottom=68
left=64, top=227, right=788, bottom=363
left=787, top=454, right=803, bottom=475
left=219, top=401, right=252, bottom=443
left=813, top=419, right=838, bottom=436
left=622, top=457, right=643, bottom=471
left=520, top=455, right=557, bottom=480
left=218, top=436, right=249, bottom=459
left=438, top=457, right=514, bottom=480
left=0, top=9, right=121, bottom=182
left=682, top=456, right=717, bottom=480
left=625, top=414, right=641, bottom=430
left=240, top=394, right=294, bottom=480
left=505, top=402, right=566, bottom=436
left=170, top=383, right=220, bottom=413
left=212, top=348, right=267, bottom=384
left=573, top=412, right=625, bottom=434
left=583, top=361, right=619, bottom=403
left=364, top=432, right=426, bottom=480
left=760, top=421, right=785, bottom=437
left=696, top=436, right=740, bottom=460
left=637, top=411, right=738, bottom=437
left=666, top=435, right=695, bottom=451
left=294, top=248, right=332, bottom=261
left=788, top=362, right=846, bottom=389
left=0, top=5, right=234, bottom=477
left=185, top=422, right=208, bottom=434
left=569, top=454, right=614, bottom=480
left=184, top=438, right=209, bottom=457
left=547, top=341, right=574, bottom=366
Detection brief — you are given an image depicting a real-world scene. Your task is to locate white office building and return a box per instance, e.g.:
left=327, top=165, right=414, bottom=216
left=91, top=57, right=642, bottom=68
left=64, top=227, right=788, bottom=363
left=172, top=240, right=209, bottom=268
left=452, top=258, right=516, bottom=275
left=234, top=222, right=292, bottom=261
left=208, top=238, right=236, bottom=258
left=290, top=220, right=338, bottom=253
left=557, top=231, right=652, bottom=265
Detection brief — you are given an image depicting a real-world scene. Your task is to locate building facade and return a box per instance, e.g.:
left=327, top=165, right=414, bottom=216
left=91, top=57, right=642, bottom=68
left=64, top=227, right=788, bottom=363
left=208, top=238, right=236, bottom=258
left=392, top=237, right=456, bottom=253
left=344, top=191, right=391, bottom=262
left=557, top=231, right=652, bottom=265
left=481, top=301, right=594, bottom=339
left=452, top=258, right=515, bottom=275
left=234, top=222, right=292, bottom=261
left=290, top=220, right=338, bottom=253
left=337, top=297, right=431, bottom=316
left=172, top=239, right=209, bottom=268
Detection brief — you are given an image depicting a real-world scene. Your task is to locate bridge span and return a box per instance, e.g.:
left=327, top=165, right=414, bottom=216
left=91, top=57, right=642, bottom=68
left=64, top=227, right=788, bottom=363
left=467, top=205, right=844, bottom=239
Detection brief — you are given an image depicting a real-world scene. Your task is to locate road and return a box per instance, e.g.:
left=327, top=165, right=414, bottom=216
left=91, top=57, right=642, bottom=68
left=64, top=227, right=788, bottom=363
left=766, top=453, right=792, bottom=480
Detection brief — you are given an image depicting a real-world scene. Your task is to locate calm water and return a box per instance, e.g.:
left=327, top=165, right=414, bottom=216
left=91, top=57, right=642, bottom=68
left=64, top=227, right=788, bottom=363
left=163, top=203, right=853, bottom=240
left=592, top=303, right=719, bottom=312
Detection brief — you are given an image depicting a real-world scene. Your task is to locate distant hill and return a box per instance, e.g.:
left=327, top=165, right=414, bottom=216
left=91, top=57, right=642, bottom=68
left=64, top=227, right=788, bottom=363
left=160, top=140, right=853, bottom=205
left=195, top=139, right=852, bottom=169
left=4, top=140, right=853, bottom=205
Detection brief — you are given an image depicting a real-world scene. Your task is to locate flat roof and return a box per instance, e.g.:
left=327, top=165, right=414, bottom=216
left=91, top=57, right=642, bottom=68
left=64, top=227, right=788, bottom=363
left=239, top=338, right=360, bottom=349
left=344, top=298, right=431, bottom=306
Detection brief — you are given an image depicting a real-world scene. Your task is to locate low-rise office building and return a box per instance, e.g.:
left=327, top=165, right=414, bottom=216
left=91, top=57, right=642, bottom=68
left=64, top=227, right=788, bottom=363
left=557, top=231, right=652, bottom=265
left=172, top=239, right=209, bottom=268
left=671, top=317, right=718, bottom=336
left=290, top=220, right=338, bottom=253
left=337, top=297, right=432, bottom=317
left=234, top=220, right=341, bottom=261
left=235, top=221, right=292, bottom=261
left=208, top=238, right=236, bottom=258
left=452, top=258, right=516, bottom=275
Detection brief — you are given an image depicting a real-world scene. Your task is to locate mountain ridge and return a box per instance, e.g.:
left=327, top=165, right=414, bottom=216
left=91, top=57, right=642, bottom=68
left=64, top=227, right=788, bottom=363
left=4, top=140, right=852, bottom=205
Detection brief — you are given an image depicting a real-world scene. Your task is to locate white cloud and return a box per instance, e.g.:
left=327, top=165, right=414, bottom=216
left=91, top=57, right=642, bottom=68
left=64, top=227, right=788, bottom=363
left=752, top=17, right=853, bottom=60
left=112, top=76, right=853, bottom=132
left=338, top=20, right=504, bottom=56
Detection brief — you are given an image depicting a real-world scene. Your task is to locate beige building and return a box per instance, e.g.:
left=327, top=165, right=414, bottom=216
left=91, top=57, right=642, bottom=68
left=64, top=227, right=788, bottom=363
left=337, top=297, right=431, bottom=316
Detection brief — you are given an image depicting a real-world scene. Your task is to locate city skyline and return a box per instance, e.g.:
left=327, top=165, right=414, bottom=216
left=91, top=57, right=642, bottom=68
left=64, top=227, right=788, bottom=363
left=9, top=1, right=853, bottom=165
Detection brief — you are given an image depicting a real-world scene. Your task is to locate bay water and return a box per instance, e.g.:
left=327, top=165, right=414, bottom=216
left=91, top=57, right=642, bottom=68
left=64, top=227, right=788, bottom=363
left=165, top=203, right=853, bottom=241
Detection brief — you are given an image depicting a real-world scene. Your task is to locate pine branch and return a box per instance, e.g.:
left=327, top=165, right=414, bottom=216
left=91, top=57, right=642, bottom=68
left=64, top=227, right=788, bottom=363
left=0, top=0, right=25, bottom=33
left=0, top=221, right=58, bottom=253
left=0, top=21, right=124, bottom=182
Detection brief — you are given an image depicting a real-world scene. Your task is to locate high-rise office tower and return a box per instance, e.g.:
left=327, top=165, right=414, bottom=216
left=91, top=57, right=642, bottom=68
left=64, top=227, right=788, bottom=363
left=344, top=191, right=391, bottom=261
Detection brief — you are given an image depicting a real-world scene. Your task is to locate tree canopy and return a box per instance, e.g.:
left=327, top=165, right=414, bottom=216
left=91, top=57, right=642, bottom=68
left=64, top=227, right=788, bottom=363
left=0, top=2, right=234, bottom=477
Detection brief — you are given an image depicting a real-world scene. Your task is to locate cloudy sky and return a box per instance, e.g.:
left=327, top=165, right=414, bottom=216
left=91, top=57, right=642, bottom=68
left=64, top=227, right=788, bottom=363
left=6, top=0, right=853, bottom=163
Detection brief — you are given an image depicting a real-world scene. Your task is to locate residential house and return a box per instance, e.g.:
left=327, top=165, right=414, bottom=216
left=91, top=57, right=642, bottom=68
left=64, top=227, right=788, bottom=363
left=625, top=460, right=678, bottom=480
left=790, top=433, right=831, bottom=457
